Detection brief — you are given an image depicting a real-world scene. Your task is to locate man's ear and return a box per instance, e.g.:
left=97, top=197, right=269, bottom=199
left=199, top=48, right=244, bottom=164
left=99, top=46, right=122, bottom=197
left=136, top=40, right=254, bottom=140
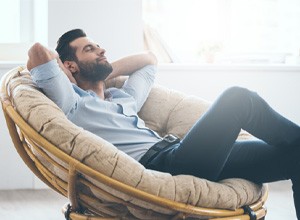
left=56, top=59, right=77, bottom=84
left=63, top=61, right=78, bottom=74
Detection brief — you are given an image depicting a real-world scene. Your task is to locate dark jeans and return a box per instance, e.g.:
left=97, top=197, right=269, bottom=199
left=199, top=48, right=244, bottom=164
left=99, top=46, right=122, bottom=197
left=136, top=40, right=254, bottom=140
left=145, top=86, right=300, bottom=218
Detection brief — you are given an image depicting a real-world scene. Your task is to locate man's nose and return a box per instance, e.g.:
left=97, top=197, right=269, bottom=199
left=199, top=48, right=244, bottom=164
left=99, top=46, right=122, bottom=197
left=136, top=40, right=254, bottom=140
left=97, top=47, right=106, bottom=55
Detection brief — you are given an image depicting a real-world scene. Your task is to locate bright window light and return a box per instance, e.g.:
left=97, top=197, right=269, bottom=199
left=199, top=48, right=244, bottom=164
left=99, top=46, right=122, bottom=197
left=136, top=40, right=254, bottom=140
left=0, top=0, right=21, bottom=43
left=0, top=0, right=47, bottom=61
left=143, top=0, right=300, bottom=64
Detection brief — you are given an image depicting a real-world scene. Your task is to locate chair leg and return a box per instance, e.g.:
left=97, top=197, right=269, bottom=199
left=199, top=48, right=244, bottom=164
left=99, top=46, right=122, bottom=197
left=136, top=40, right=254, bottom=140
left=63, top=203, right=72, bottom=220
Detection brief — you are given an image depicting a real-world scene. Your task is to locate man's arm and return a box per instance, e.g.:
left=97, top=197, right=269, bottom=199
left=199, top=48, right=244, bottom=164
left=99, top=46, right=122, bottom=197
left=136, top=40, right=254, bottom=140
left=122, top=64, right=157, bottom=112
left=106, top=51, right=157, bottom=80
left=27, top=43, right=79, bottom=115
left=27, top=43, right=56, bottom=71
left=27, top=43, right=77, bottom=84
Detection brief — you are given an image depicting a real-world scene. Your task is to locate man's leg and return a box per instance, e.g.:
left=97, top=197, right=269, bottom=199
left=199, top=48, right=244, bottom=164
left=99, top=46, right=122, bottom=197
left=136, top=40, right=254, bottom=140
left=218, top=139, right=300, bottom=219
left=218, top=140, right=290, bottom=183
left=147, top=86, right=300, bottom=217
left=161, top=86, right=300, bottom=181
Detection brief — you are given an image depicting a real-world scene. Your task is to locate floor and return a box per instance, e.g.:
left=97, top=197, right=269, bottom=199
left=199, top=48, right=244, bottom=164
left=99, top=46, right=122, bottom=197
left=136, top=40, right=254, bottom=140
left=0, top=180, right=297, bottom=220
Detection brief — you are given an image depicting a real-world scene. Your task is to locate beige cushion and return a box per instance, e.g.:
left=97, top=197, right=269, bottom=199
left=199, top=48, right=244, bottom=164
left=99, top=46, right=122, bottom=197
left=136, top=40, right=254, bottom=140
left=7, top=68, right=263, bottom=218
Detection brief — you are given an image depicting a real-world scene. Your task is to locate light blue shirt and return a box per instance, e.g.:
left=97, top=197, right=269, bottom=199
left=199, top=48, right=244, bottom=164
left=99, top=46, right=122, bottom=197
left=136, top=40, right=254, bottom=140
left=30, top=59, right=161, bottom=161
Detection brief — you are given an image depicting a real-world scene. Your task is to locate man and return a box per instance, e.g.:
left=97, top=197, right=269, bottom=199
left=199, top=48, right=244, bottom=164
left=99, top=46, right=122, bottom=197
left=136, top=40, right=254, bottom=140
left=28, top=29, right=300, bottom=218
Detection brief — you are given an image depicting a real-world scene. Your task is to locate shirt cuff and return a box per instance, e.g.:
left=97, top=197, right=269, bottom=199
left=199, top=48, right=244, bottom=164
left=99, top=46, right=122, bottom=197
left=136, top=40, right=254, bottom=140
left=145, top=64, right=157, bottom=76
left=30, top=59, right=60, bottom=81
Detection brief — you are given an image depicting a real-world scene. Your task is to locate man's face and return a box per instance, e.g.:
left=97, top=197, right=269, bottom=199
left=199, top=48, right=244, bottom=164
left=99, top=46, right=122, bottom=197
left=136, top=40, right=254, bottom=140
left=70, top=37, right=113, bottom=81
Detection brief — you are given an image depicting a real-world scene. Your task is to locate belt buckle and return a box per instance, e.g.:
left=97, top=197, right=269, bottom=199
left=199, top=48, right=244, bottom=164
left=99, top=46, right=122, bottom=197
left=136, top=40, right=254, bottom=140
left=163, top=134, right=179, bottom=144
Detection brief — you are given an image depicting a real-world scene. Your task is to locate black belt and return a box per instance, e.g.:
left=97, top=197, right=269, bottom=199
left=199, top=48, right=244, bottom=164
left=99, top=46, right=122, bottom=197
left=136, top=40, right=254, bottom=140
left=139, top=134, right=180, bottom=166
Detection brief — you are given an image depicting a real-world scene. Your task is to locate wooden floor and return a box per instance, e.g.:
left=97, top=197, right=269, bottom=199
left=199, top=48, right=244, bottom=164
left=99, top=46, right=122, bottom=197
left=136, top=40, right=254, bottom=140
left=0, top=188, right=67, bottom=220
left=0, top=180, right=297, bottom=220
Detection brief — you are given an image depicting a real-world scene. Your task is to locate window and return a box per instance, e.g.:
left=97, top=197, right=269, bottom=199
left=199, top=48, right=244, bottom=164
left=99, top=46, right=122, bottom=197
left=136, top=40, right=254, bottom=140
left=0, top=0, right=47, bottom=61
left=143, top=0, right=300, bottom=64
left=0, top=0, right=21, bottom=43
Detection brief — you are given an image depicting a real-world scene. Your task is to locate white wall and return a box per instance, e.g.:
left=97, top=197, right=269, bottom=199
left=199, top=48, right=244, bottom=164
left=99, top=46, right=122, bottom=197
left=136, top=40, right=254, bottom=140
left=48, top=0, right=143, bottom=60
left=157, top=64, right=300, bottom=125
left=0, top=63, right=33, bottom=189
left=0, top=65, right=33, bottom=189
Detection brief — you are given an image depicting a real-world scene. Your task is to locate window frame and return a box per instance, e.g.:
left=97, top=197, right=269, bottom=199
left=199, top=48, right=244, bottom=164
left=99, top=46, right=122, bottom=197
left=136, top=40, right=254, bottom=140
left=0, top=0, right=48, bottom=62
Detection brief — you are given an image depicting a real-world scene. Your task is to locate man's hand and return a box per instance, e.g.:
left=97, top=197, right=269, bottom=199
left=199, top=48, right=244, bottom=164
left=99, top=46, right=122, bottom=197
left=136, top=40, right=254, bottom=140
left=106, top=51, right=157, bottom=80
left=27, top=43, right=57, bottom=71
left=27, top=43, right=77, bottom=84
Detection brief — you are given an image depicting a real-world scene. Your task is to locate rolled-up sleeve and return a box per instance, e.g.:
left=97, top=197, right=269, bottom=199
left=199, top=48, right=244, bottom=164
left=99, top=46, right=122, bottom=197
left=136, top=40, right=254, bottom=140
left=30, top=59, right=79, bottom=115
left=122, top=65, right=157, bottom=111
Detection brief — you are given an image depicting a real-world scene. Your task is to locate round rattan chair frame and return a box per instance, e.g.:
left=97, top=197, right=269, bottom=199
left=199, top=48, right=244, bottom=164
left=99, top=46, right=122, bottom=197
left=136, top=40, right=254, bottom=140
left=1, top=67, right=268, bottom=220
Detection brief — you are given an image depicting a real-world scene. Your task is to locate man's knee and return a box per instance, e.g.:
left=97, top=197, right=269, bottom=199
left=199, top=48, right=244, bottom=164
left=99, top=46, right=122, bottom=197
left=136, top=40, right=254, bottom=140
left=221, top=86, right=252, bottom=101
left=224, top=86, right=249, bottom=95
left=27, top=43, right=57, bottom=70
left=215, top=86, right=257, bottom=110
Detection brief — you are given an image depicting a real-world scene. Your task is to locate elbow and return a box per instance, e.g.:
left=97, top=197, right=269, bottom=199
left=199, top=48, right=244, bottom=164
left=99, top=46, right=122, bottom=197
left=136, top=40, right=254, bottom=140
left=27, top=42, right=58, bottom=71
left=146, top=51, right=158, bottom=65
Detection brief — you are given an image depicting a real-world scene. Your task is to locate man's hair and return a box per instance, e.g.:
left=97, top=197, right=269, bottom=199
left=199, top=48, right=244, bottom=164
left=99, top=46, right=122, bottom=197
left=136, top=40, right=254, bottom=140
left=56, top=29, right=87, bottom=62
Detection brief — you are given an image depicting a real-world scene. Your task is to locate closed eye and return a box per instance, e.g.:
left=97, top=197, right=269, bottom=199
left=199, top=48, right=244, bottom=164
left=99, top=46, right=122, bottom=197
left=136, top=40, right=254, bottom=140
left=84, top=45, right=93, bottom=52
left=83, top=44, right=101, bottom=53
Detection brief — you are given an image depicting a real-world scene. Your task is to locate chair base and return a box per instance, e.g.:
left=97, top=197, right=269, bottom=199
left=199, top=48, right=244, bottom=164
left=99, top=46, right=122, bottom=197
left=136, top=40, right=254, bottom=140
left=62, top=203, right=267, bottom=220
left=62, top=203, right=118, bottom=220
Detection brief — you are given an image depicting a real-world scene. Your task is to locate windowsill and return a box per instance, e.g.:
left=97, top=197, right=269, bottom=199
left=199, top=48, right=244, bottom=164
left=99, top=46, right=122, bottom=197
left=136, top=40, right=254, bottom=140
left=0, top=61, right=26, bottom=69
left=158, top=63, right=300, bottom=72
left=1, top=61, right=300, bottom=72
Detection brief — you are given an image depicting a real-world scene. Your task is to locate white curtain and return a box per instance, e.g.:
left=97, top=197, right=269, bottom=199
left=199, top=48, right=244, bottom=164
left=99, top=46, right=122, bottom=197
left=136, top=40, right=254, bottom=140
left=143, top=24, right=178, bottom=63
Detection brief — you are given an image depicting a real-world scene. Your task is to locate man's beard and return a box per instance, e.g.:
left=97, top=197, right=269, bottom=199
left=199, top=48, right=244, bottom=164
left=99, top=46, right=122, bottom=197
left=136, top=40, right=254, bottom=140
left=77, top=59, right=113, bottom=82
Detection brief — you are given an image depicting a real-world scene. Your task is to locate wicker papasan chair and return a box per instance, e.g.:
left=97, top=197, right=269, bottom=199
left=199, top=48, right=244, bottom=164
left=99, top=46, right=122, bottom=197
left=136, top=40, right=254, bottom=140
left=0, top=66, right=268, bottom=220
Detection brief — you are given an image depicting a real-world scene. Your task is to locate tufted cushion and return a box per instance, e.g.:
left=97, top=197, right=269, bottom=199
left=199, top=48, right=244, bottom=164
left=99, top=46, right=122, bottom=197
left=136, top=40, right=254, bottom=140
left=6, top=68, right=263, bottom=218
